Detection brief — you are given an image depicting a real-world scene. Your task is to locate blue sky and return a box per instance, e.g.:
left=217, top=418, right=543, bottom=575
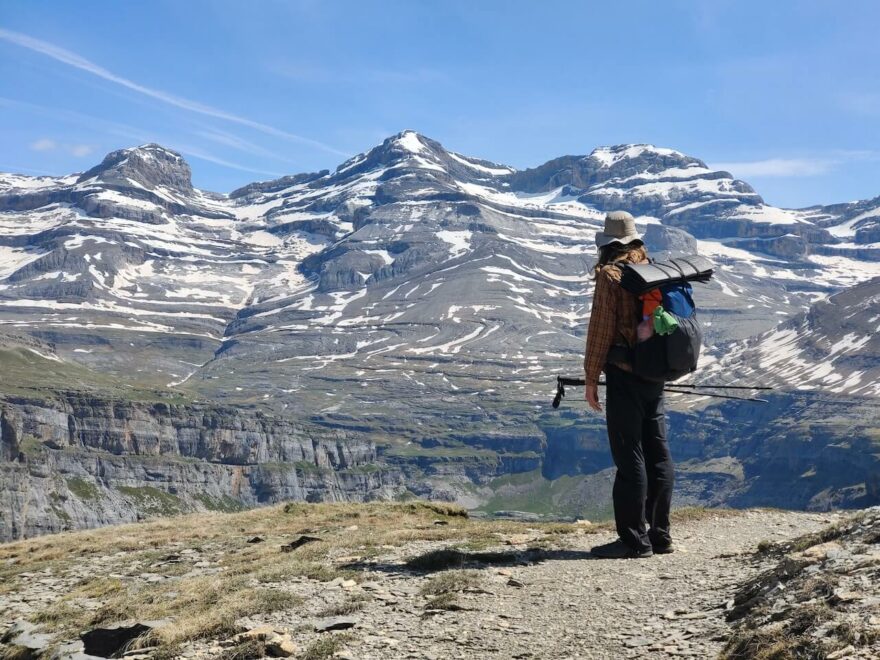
left=1, top=0, right=879, bottom=207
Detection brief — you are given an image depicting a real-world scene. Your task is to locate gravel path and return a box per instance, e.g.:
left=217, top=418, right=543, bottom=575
left=204, top=509, right=840, bottom=659
left=0, top=509, right=848, bottom=659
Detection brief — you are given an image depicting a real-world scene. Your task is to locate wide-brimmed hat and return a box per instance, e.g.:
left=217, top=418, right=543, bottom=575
left=595, top=210, right=642, bottom=248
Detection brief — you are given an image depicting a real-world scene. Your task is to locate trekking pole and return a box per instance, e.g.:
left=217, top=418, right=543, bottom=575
left=660, top=383, right=774, bottom=391
left=662, top=388, right=769, bottom=403
left=552, top=376, right=770, bottom=408
left=555, top=376, right=771, bottom=390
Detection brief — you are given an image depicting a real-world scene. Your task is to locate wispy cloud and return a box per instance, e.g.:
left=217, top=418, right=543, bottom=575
left=30, top=138, right=57, bottom=152
left=69, top=144, right=94, bottom=157
left=711, top=157, right=835, bottom=177
left=3, top=98, right=284, bottom=179
left=713, top=149, right=880, bottom=179
left=0, top=28, right=349, bottom=158
left=195, top=128, right=301, bottom=166
left=173, top=145, right=285, bottom=178
left=29, top=136, right=94, bottom=157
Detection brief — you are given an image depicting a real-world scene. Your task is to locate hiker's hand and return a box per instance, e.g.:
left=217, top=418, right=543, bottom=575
left=585, top=384, right=602, bottom=412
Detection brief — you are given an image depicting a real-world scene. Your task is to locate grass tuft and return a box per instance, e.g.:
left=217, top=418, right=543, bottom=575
left=316, top=594, right=370, bottom=617
left=66, top=477, right=101, bottom=501
left=216, top=639, right=267, bottom=660
left=419, top=569, right=483, bottom=596
left=300, top=633, right=353, bottom=660
left=424, top=591, right=464, bottom=611
left=0, top=645, right=38, bottom=660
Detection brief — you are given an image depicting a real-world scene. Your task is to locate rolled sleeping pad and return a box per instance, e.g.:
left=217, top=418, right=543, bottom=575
left=620, top=255, right=715, bottom=295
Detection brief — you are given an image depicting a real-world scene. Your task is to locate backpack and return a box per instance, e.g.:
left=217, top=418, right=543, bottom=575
left=630, top=281, right=703, bottom=382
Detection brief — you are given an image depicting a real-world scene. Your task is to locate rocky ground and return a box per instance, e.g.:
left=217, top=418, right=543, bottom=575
left=1, top=504, right=877, bottom=659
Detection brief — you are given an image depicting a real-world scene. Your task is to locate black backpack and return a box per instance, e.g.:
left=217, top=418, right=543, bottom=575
left=630, top=281, right=702, bottom=382
left=617, top=256, right=713, bottom=383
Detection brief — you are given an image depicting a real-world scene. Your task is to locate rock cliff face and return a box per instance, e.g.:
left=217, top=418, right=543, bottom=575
left=0, top=392, right=403, bottom=540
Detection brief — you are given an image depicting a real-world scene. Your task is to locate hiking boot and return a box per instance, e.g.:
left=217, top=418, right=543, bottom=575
left=590, top=539, right=653, bottom=559
left=652, top=543, right=674, bottom=555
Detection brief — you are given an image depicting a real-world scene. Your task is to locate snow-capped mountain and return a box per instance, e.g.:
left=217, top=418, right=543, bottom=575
left=703, top=276, right=880, bottom=398
left=1, top=131, right=876, bottom=399
left=2, top=131, right=879, bottom=529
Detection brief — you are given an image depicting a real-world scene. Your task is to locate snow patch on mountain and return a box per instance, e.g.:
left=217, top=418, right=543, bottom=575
left=702, top=277, right=880, bottom=397
left=589, top=144, right=685, bottom=167
left=447, top=151, right=515, bottom=176
left=436, top=230, right=472, bottom=258
left=395, top=130, right=427, bottom=154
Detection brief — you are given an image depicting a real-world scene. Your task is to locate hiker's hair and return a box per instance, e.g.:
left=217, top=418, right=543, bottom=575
left=592, top=241, right=647, bottom=279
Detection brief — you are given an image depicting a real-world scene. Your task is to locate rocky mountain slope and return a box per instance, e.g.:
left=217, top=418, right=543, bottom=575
left=703, top=277, right=880, bottom=397
left=1, top=132, right=879, bottom=538
left=722, top=507, right=880, bottom=659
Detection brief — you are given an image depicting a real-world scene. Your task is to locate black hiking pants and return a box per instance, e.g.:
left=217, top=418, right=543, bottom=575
left=605, top=364, right=674, bottom=552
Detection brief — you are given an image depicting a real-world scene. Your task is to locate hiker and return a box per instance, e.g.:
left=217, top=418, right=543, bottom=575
left=584, top=211, right=674, bottom=559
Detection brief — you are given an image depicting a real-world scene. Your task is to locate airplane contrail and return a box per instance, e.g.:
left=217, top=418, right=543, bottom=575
left=0, top=28, right=350, bottom=158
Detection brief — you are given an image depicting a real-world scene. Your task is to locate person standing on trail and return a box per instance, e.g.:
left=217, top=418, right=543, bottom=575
left=584, top=210, right=674, bottom=559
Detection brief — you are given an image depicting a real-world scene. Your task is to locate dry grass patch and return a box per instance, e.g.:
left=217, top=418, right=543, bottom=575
left=542, top=523, right=580, bottom=534
left=0, top=501, right=572, bottom=581
left=420, top=569, right=483, bottom=612
left=721, top=622, right=852, bottom=660
left=669, top=506, right=741, bottom=524
left=1, top=501, right=581, bottom=653
left=721, top=600, right=876, bottom=659
left=419, top=569, right=483, bottom=596
left=1, top=645, right=38, bottom=660
left=300, top=633, right=354, bottom=660
left=424, top=591, right=465, bottom=611
left=720, top=627, right=797, bottom=660
left=753, top=511, right=864, bottom=557
left=215, top=638, right=267, bottom=660
left=316, top=593, right=370, bottom=617
left=33, top=575, right=303, bottom=646
left=251, top=559, right=353, bottom=584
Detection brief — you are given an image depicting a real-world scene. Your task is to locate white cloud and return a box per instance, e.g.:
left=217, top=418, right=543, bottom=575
left=30, top=138, right=57, bottom=152
left=711, top=158, right=834, bottom=178
left=28, top=138, right=93, bottom=157
left=0, top=28, right=349, bottom=158
left=1, top=98, right=283, bottom=179
left=69, top=144, right=93, bottom=157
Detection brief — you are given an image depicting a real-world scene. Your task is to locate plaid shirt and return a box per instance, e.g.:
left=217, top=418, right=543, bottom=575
left=583, top=264, right=640, bottom=385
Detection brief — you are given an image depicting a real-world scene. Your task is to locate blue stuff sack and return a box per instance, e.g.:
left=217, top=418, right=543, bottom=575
left=661, top=282, right=695, bottom=318
left=632, top=281, right=702, bottom=382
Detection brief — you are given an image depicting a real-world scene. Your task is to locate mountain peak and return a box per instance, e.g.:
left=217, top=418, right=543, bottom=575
left=332, top=130, right=447, bottom=178
left=77, top=143, right=193, bottom=192
left=380, top=129, right=447, bottom=160
left=586, top=144, right=695, bottom=168
left=389, top=129, right=428, bottom=154
left=332, top=130, right=516, bottom=183
left=129, top=143, right=186, bottom=159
